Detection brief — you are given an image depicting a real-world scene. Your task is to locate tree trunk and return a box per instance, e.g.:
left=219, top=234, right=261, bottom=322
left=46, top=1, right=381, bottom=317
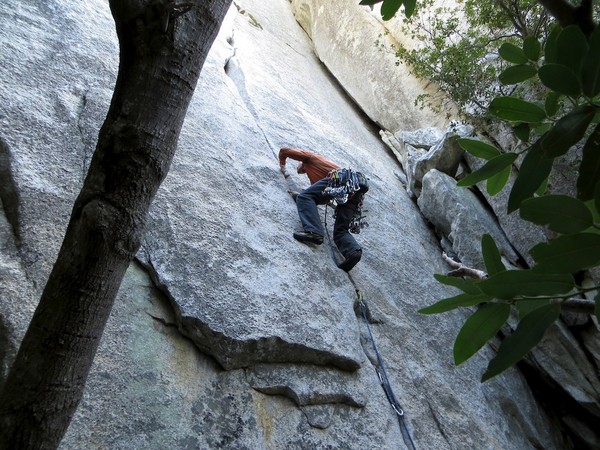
left=537, top=0, right=596, bottom=36
left=0, top=0, right=232, bottom=448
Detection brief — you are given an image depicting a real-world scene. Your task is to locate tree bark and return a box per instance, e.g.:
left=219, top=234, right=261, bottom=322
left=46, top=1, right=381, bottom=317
left=0, top=0, right=232, bottom=448
left=537, top=0, right=596, bottom=36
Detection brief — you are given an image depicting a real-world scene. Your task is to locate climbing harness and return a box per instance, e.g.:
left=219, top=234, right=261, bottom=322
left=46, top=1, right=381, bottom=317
left=356, top=290, right=417, bottom=450
left=323, top=168, right=369, bottom=206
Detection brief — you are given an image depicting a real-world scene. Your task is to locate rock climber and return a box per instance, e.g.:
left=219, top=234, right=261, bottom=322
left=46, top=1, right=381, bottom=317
left=279, top=147, right=367, bottom=272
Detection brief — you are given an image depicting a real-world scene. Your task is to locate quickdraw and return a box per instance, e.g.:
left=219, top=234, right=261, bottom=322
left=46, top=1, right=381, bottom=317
left=348, top=198, right=368, bottom=234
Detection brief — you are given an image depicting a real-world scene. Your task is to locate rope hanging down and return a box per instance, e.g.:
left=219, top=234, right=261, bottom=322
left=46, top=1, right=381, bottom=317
left=322, top=198, right=416, bottom=449
left=356, top=290, right=417, bottom=450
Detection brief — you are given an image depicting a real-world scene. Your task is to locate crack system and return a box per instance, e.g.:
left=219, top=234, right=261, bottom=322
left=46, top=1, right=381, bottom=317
left=0, top=137, right=21, bottom=247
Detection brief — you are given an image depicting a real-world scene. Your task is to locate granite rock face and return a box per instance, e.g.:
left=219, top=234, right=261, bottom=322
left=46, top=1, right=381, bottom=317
left=384, top=126, right=600, bottom=448
left=0, top=0, right=577, bottom=449
left=290, top=0, right=450, bottom=133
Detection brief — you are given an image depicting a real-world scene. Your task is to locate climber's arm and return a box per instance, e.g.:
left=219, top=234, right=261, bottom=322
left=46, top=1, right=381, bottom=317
left=278, top=148, right=313, bottom=167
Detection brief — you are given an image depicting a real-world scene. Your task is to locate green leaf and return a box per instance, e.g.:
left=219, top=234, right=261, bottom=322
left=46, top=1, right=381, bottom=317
left=381, top=0, right=402, bottom=20
left=458, top=153, right=517, bottom=187
left=403, top=0, right=416, bottom=17
left=534, top=122, right=552, bottom=136
left=433, top=274, right=481, bottom=295
left=359, top=0, right=383, bottom=4
left=586, top=197, right=600, bottom=225
left=539, top=105, right=596, bottom=158
left=513, top=123, right=531, bottom=143
left=489, top=97, right=547, bottom=123
left=520, top=195, right=593, bottom=234
left=544, top=92, right=561, bottom=117
left=482, top=234, right=505, bottom=276
left=523, top=36, right=541, bottom=61
left=478, top=270, right=574, bottom=299
left=499, top=65, right=537, bottom=85
left=458, top=138, right=499, bottom=160
left=556, top=25, right=588, bottom=74
left=538, top=64, right=581, bottom=97
left=531, top=233, right=600, bottom=273
left=507, top=141, right=554, bottom=213
left=577, top=123, right=600, bottom=200
left=535, top=176, right=549, bottom=196
left=486, top=165, right=511, bottom=196
left=582, top=26, right=600, bottom=97
left=482, top=304, right=560, bottom=381
left=596, top=183, right=600, bottom=221
left=515, top=298, right=550, bottom=320
left=544, top=25, right=561, bottom=64
left=454, top=303, right=510, bottom=366
left=418, top=292, right=490, bottom=315
left=499, top=43, right=528, bottom=64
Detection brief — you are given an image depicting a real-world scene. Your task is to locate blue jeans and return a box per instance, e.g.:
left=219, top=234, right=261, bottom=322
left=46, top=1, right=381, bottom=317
left=296, top=178, right=362, bottom=257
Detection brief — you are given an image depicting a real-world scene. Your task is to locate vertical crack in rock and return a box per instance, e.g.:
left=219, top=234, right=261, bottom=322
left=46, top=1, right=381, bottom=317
left=75, top=89, right=93, bottom=182
left=233, top=2, right=263, bottom=30
left=425, top=397, right=452, bottom=446
left=0, top=313, right=16, bottom=392
left=0, top=137, right=21, bottom=247
left=223, top=29, right=280, bottom=160
left=316, top=57, right=384, bottom=139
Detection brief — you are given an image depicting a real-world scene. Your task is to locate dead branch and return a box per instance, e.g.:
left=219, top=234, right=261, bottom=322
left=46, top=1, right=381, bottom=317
left=441, top=252, right=596, bottom=316
left=442, top=252, right=487, bottom=279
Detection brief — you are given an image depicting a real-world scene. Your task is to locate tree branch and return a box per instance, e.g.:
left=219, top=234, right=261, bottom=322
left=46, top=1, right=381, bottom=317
left=441, top=252, right=597, bottom=315
left=552, top=298, right=596, bottom=315
left=442, top=252, right=488, bottom=279
left=537, top=0, right=577, bottom=25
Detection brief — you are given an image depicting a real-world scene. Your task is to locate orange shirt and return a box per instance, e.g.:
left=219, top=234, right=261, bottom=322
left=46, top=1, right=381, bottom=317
left=279, top=148, right=341, bottom=184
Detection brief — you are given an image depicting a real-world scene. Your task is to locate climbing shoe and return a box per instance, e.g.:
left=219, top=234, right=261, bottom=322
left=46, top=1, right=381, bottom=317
left=338, top=249, right=362, bottom=272
left=293, top=231, right=324, bottom=245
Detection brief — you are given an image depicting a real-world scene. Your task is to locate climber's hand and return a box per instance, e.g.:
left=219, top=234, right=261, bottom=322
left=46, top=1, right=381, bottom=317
left=280, top=164, right=289, bottom=178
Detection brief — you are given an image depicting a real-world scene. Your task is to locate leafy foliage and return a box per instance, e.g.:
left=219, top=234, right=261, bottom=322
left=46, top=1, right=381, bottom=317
left=366, top=0, right=600, bottom=381
left=422, top=22, right=600, bottom=381
left=453, top=303, right=510, bottom=366
left=481, top=303, right=560, bottom=381
left=359, top=0, right=416, bottom=19
left=388, top=0, right=549, bottom=117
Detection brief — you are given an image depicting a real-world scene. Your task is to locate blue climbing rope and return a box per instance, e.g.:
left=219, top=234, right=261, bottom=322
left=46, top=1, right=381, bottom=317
left=356, top=290, right=417, bottom=450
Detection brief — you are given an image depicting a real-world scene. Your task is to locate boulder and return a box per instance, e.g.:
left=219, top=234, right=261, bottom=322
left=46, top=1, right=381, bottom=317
left=382, top=125, right=472, bottom=198
left=418, top=169, right=519, bottom=269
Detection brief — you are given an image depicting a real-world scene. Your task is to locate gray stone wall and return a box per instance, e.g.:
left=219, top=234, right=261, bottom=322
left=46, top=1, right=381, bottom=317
left=0, top=0, right=573, bottom=448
